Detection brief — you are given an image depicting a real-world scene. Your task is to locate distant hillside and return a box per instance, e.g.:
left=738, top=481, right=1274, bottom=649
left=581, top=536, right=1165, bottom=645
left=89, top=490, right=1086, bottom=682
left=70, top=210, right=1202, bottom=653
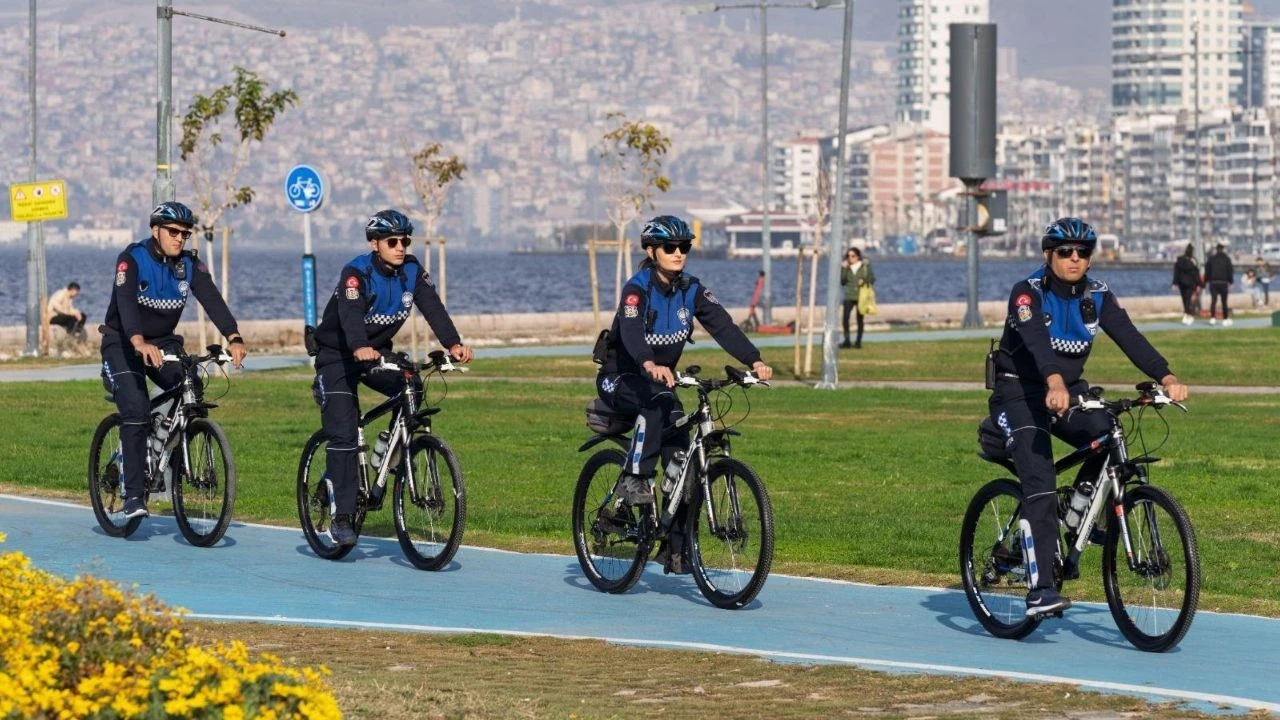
left=7, top=0, right=1280, bottom=90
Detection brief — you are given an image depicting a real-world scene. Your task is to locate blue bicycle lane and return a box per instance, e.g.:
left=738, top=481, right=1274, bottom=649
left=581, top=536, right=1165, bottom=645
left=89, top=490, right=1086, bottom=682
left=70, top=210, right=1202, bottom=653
left=2, top=495, right=1277, bottom=714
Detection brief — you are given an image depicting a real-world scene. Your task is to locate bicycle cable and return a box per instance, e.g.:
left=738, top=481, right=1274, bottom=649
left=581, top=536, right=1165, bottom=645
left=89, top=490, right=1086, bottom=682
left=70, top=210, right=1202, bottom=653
left=197, top=359, right=232, bottom=402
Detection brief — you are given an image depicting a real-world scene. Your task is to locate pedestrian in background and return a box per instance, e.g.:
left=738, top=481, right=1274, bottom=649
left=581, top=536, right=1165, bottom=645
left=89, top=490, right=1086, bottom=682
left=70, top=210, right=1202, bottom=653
left=1170, top=243, right=1200, bottom=325
left=48, top=281, right=88, bottom=340
left=1256, top=257, right=1272, bottom=307
left=839, top=247, right=875, bottom=349
left=1204, top=243, right=1234, bottom=327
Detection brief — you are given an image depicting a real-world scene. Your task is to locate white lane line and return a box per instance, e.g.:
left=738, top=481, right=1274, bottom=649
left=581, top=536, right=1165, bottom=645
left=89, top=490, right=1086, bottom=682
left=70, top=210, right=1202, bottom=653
left=189, top=612, right=1280, bottom=714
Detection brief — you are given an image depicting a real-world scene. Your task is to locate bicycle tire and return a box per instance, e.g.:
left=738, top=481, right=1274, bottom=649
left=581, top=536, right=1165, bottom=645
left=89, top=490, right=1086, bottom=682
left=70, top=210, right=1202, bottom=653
left=1102, top=484, right=1200, bottom=652
left=172, top=418, right=236, bottom=547
left=572, top=448, right=654, bottom=594
left=296, top=429, right=365, bottom=560
left=960, top=479, right=1043, bottom=640
left=88, top=414, right=142, bottom=538
left=687, top=457, right=775, bottom=609
left=394, top=434, right=466, bottom=571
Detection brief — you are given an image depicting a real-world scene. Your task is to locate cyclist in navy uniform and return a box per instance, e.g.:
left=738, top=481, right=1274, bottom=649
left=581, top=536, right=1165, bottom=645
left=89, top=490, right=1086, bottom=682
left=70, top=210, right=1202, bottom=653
left=596, top=215, right=773, bottom=574
left=988, top=217, right=1188, bottom=617
left=100, top=201, right=248, bottom=521
left=311, top=209, right=473, bottom=547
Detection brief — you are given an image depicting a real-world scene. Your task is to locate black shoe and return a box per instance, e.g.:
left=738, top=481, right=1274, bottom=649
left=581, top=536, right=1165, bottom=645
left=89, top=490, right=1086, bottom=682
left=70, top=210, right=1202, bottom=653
left=853, top=341, right=862, bottom=349
left=839, top=340, right=852, bottom=349
left=656, top=544, right=692, bottom=575
left=122, top=497, right=149, bottom=520
left=1025, top=587, right=1072, bottom=617
left=596, top=505, right=630, bottom=535
left=329, top=515, right=358, bottom=547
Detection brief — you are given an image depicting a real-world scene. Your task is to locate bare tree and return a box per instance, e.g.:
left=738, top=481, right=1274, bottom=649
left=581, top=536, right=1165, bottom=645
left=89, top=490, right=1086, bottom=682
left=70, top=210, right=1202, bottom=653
left=179, top=66, right=296, bottom=345
left=596, top=113, right=671, bottom=328
left=402, top=142, right=466, bottom=358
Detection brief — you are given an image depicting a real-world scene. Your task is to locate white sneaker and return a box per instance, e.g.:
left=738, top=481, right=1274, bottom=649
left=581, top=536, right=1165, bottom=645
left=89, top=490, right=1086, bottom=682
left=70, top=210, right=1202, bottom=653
left=1209, top=317, right=1218, bottom=325
left=1181, top=314, right=1194, bottom=325
left=1223, top=317, right=1234, bottom=327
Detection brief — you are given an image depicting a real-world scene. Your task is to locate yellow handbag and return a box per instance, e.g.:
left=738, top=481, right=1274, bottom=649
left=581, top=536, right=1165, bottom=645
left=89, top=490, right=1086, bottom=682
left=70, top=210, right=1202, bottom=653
left=858, top=284, right=878, bottom=315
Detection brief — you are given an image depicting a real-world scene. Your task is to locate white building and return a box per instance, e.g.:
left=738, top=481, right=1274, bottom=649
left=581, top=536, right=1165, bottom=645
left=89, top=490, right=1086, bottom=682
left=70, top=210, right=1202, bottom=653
left=1112, top=0, right=1244, bottom=115
left=895, top=0, right=991, bottom=130
left=772, top=136, right=824, bottom=218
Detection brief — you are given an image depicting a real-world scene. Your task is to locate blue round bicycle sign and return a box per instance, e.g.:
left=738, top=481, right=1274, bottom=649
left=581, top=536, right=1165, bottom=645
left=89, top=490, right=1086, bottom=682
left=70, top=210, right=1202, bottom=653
left=285, top=165, right=324, bottom=213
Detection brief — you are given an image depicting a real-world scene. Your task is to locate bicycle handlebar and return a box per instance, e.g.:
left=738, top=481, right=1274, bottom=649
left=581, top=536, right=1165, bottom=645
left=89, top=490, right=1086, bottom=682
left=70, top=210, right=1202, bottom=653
left=1073, top=382, right=1187, bottom=415
left=370, top=350, right=468, bottom=376
left=675, top=364, right=770, bottom=391
left=159, top=344, right=234, bottom=368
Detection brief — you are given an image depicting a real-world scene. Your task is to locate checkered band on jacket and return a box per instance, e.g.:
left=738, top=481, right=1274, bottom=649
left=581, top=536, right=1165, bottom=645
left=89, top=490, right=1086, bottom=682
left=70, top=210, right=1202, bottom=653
left=646, top=327, right=691, bottom=346
left=137, top=294, right=187, bottom=311
left=366, top=309, right=410, bottom=325
left=1049, top=337, right=1092, bottom=355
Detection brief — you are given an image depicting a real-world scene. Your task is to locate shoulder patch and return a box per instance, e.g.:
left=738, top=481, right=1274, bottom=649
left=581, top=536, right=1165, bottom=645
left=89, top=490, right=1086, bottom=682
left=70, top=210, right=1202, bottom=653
left=624, top=293, right=641, bottom=307
left=1015, top=293, right=1032, bottom=307
left=117, top=261, right=128, bottom=272
left=702, top=287, right=720, bottom=305
left=346, top=276, right=360, bottom=288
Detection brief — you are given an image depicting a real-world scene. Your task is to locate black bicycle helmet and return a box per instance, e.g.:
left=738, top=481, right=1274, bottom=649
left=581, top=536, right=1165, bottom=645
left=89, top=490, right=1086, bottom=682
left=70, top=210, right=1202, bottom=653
left=365, top=209, right=414, bottom=240
left=149, top=201, right=196, bottom=228
left=640, top=215, right=695, bottom=248
left=1041, top=217, right=1097, bottom=251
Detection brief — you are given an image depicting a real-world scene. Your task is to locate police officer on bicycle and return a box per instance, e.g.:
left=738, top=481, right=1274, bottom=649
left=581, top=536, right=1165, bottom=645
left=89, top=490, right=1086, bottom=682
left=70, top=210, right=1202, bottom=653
left=988, top=217, right=1188, bottom=616
left=310, top=209, right=473, bottom=547
left=100, top=201, right=248, bottom=521
left=595, top=215, right=773, bottom=574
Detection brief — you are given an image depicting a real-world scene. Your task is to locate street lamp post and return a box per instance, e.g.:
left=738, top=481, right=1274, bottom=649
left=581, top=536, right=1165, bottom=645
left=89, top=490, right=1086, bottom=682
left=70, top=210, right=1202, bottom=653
left=1192, top=20, right=1203, bottom=268
left=686, top=1, right=842, bottom=325
left=25, top=0, right=45, bottom=356
left=153, top=0, right=284, bottom=207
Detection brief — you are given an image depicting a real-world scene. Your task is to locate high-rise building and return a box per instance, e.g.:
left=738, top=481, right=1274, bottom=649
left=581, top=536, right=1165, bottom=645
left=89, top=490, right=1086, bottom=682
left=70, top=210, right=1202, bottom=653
left=895, top=0, right=991, bottom=130
left=1112, top=0, right=1244, bottom=115
left=1243, top=18, right=1280, bottom=108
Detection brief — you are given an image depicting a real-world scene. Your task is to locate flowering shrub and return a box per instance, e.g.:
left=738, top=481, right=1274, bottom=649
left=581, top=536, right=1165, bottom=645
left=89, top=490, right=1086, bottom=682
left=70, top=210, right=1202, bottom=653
left=0, top=531, right=341, bottom=719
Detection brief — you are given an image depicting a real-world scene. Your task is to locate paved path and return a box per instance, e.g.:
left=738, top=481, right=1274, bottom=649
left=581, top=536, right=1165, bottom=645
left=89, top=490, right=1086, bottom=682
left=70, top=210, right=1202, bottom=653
left=2, top=495, right=1278, bottom=715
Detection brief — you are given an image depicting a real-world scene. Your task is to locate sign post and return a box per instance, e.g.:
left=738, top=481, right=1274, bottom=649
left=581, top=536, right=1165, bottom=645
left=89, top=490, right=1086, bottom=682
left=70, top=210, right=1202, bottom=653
left=285, top=165, right=324, bottom=327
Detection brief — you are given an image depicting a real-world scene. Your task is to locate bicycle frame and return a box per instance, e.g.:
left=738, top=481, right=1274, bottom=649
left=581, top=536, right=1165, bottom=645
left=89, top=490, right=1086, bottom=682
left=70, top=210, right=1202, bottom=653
left=657, top=381, right=738, bottom=535
left=353, top=355, right=452, bottom=507
left=130, top=351, right=226, bottom=494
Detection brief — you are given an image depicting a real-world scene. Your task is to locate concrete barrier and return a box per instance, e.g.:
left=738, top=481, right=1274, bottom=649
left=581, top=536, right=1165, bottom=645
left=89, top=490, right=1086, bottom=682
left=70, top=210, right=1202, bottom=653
left=0, top=295, right=1187, bottom=358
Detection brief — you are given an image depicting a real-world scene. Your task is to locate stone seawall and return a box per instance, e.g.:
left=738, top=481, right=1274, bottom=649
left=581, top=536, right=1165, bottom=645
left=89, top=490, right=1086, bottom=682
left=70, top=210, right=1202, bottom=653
left=2, top=295, right=1186, bottom=357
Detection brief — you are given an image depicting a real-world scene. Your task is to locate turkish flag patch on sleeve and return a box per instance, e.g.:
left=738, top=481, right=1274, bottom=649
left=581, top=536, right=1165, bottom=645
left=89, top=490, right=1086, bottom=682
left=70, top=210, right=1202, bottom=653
left=117, top=261, right=128, bottom=272
left=624, top=293, right=640, bottom=307
left=345, top=276, right=360, bottom=289
left=1015, top=293, right=1032, bottom=307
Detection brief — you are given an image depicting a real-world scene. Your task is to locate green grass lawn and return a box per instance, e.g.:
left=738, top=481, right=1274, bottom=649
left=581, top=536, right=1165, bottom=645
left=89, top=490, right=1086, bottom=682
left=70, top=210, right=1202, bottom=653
left=3, top=327, right=1278, bottom=615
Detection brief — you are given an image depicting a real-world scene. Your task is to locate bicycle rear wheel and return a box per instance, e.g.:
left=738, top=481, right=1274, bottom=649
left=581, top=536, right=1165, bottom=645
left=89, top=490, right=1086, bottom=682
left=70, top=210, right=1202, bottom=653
left=296, top=430, right=365, bottom=560
left=394, top=434, right=466, bottom=571
left=572, top=448, right=654, bottom=594
left=1102, top=484, right=1200, bottom=652
left=687, top=458, right=775, bottom=610
left=172, top=418, right=236, bottom=547
left=88, top=414, right=142, bottom=538
left=959, top=479, right=1042, bottom=639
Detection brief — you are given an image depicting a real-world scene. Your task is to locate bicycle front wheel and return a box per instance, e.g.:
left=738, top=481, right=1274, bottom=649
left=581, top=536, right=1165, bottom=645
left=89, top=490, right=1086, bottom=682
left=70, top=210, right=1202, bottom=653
left=959, top=479, right=1042, bottom=640
left=172, top=418, right=236, bottom=547
left=1102, top=484, right=1200, bottom=652
left=394, top=434, right=466, bottom=571
left=687, top=458, right=775, bottom=610
left=88, top=414, right=141, bottom=538
left=297, top=430, right=364, bottom=560
left=572, top=448, right=653, bottom=594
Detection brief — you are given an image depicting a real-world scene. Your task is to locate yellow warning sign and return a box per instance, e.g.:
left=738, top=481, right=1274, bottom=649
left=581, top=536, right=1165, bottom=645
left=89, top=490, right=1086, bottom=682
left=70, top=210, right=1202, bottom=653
left=9, top=180, right=68, bottom=222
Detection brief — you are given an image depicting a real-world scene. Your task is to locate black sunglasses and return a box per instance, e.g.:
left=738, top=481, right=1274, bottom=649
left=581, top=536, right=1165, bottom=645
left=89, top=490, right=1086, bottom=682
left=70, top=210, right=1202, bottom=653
left=379, top=236, right=412, bottom=249
left=1053, top=245, right=1093, bottom=259
left=660, top=242, right=693, bottom=255
left=160, top=226, right=193, bottom=240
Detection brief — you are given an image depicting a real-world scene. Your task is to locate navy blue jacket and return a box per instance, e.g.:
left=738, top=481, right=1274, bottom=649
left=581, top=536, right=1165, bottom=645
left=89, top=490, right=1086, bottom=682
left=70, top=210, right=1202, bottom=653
left=600, top=266, right=760, bottom=375
left=313, top=252, right=460, bottom=361
left=995, top=266, right=1170, bottom=388
left=101, top=239, right=238, bottom=345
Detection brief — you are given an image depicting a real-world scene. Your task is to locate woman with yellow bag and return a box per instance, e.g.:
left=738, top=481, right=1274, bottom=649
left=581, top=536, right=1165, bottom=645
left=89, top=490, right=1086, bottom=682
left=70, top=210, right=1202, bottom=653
left=839, top=246, right=876, bottom=349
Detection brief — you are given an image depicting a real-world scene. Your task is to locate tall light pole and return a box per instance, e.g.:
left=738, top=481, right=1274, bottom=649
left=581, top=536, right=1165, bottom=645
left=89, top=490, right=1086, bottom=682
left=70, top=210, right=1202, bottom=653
left=817, top=0, right=855, bottom=389
left=25, top=0, right=45, bottom=356
left=154, top=0, right=285, bottom=207
left=686, top=1, right=842, bottom=325
left=1192, top=20, right=1203, bottom=267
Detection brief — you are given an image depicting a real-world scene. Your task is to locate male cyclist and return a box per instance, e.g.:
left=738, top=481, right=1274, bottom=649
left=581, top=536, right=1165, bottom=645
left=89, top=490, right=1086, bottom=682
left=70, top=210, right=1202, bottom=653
left=988, top=217, right=1188, bottom=616
left=100, top=201, right=248, bottom=521
left=310, top=209, right=473, bottom=548
left=595, top=215, right=773, bottom=574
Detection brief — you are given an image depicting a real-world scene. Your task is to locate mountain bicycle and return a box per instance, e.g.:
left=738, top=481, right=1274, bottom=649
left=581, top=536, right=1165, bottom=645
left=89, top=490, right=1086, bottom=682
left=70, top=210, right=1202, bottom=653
left=573, top=365, right=775, bottom=610
left=89, top=345, right=237, bottom=546
left=961, top=382, right=1200, bottom=652
left=297, top=350, right=467, bottom=570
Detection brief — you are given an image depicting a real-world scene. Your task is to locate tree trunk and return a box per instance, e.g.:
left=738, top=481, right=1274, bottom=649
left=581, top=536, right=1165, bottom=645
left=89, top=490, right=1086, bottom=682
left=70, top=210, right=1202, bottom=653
left=804, top=233, right=822, bottom=376
left=792, top=246, right=804, bottom=378
left=614, top=222, right=626, bottom=306
left=220, top=226, right=231, bottom=311
left=437, top=236, right=447, bottom=306
left=588, top=235, right=601, bottom=331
